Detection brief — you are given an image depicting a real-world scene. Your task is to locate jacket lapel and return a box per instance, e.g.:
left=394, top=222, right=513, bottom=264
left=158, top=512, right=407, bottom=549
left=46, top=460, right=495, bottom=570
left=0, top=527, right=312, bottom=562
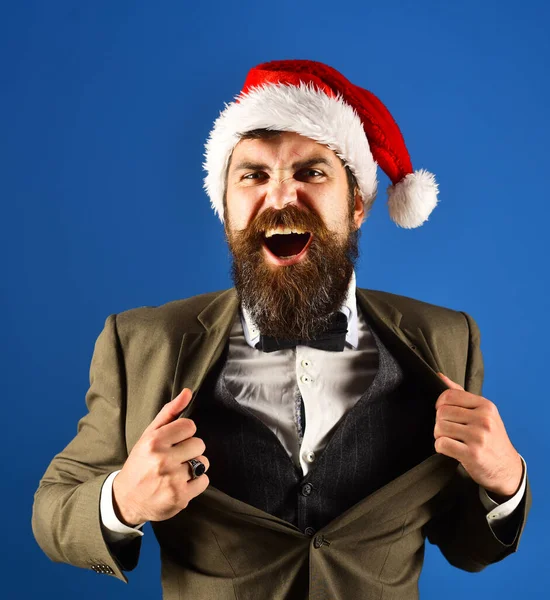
left=356, top=288, right=449, bottom=401
left=171, top=288, right=239, bottom=418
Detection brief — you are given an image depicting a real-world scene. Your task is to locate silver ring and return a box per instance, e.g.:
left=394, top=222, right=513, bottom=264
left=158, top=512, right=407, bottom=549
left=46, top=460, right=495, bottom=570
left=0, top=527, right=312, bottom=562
left=187, top=458, right=206, bottom=479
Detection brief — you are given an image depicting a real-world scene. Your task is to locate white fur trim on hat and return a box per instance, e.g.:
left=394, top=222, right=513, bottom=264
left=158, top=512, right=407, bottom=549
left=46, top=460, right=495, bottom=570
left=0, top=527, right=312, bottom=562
left=387, top=169, right=439, bottom=229
left=203, top=82, right=378, bottom=222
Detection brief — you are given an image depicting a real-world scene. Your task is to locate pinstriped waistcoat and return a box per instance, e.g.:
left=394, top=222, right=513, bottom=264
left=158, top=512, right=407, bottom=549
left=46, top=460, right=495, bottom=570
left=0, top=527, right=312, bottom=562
left=191, top=314, right=437, bottom=535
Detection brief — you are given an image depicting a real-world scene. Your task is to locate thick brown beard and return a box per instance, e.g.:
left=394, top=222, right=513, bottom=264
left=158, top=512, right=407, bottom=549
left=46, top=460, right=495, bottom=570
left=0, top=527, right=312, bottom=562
left=225, top=203, right=360, bottom=341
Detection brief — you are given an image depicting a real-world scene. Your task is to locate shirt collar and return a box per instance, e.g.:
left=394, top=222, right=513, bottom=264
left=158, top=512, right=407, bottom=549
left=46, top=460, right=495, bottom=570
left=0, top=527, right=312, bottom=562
left=240, top=269, right=359, bottom=350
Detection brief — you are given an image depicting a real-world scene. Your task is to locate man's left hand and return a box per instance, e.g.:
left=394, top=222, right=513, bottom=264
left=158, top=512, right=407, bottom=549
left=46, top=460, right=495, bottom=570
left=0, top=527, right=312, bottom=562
left=434, top=373, right=523, bottom=502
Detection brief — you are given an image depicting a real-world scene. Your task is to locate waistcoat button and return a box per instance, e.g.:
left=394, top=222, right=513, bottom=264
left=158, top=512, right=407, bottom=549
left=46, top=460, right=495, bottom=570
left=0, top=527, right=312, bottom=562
left=301, top=483, right=313, bottom=496
left=304, top=527, right=316, bottom=537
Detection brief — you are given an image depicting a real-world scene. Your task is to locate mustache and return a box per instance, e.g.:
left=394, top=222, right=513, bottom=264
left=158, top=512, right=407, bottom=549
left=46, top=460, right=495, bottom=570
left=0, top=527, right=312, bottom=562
left=240, top=205, right=327, bottom=241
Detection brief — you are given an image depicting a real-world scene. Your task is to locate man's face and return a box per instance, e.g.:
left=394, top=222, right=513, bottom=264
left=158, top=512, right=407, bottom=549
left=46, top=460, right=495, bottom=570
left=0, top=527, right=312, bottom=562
left=224, top=131, right=365, bottom=341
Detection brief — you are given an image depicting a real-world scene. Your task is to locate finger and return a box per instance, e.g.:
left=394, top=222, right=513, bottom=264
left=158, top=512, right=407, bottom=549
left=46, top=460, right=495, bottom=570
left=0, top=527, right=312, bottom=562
left=159, top=417, right=198, bottom=446
left=437, top=373, right=464, bottom=391
left=185, top=472, right=210, bottom=502
left=434, top=436, right=468, bottom=462
left=171, top=437, right=207, bottom=465
left=436, top=404, right=472, bottom=425
left=146, top=388, right=193, bottom=432
left=434, top=419, right=469, bottom=443
left=435, top=388, right=481, bottom=410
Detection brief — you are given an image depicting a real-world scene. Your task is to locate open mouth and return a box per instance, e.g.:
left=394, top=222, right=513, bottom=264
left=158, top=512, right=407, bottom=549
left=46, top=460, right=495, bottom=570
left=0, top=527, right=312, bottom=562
left=262, top=232, right=312, bottom=259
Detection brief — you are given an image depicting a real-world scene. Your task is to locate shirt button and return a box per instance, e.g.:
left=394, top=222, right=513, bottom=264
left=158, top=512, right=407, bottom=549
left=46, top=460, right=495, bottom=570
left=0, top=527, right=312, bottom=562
left=303, top=450, right=316, bottom=463
left=300, top=374, right=312, bottom=384
left=301, top=359, right=312, bottom=368
left=304, top=526, right=316, bottom=537
left=301, top=483, right=313, bottom=496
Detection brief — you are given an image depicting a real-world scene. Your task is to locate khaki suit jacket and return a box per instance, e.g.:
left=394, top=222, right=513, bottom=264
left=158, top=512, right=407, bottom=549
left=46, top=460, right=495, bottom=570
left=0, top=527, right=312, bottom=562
left=32, top=287, right=532, bottom=599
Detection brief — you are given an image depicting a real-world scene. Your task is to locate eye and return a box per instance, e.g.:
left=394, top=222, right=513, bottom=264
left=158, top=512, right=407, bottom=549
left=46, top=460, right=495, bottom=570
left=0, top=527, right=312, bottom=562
left=242, top=171, right=267, bottom=181
left=296, top=168, right=325, bottom=181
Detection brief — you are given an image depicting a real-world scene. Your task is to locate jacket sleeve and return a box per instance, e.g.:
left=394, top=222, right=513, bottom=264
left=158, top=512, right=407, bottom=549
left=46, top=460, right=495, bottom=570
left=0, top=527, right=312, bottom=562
left=423, top=311, right=532, bottom=572
left=31, top=314, right=141, bottom=583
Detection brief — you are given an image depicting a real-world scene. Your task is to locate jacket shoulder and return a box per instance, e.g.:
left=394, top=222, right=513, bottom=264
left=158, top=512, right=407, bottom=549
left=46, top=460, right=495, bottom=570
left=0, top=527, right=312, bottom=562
left=114, top=288, right=233, bottom=341
left=361, top=287, right=469, bottom=329
left=362, top=288, right=482, bottom=390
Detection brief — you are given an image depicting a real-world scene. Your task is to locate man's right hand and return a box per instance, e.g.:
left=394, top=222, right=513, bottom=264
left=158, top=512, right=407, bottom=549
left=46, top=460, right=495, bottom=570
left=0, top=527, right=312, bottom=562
left=112, top=388, right=210, bottom=527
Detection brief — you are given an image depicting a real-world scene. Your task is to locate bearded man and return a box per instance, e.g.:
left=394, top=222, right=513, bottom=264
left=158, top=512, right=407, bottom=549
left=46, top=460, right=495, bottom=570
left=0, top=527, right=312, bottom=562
left=32, top=60, right=531, bottom=600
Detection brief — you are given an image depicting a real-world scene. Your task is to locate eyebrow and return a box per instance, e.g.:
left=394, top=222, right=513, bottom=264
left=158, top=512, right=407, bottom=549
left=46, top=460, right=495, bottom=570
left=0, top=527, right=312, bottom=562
left=230, top=156, right=335, bottom=173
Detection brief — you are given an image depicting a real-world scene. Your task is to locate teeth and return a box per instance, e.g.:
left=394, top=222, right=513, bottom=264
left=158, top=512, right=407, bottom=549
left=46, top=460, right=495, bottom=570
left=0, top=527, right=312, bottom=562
left=264, top=227, right=310, bottom=238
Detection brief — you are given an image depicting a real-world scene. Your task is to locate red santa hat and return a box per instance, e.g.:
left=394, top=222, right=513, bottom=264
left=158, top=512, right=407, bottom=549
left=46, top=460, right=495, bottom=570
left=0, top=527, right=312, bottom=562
left=203, top=59, right=439, bottom=229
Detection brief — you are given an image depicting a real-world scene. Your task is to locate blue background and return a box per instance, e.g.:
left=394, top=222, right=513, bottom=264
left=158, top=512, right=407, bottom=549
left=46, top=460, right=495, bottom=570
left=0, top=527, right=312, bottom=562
left=2, top=0, right=547, bottom=597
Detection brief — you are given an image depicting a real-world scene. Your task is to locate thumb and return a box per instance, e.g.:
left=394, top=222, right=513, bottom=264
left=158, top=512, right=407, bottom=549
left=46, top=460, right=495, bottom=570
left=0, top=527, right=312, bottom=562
left=147, top=388, right=193, bottom=431
left=437, top=372, right=464, bottom=391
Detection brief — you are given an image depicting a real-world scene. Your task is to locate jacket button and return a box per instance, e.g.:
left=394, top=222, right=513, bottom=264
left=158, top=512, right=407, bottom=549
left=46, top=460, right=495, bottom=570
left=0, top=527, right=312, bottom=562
left=313, top=535, right=330, bottom=549
left=91, top=563, right=113, bottom=575
left=304, top=527, right=316, bottom=537
left=301, top=483, right=313, bottom=496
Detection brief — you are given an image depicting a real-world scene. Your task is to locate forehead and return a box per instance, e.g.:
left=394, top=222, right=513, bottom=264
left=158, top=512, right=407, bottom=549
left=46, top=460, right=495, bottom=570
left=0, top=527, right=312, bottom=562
left=229, top=131, right=340, bottom=167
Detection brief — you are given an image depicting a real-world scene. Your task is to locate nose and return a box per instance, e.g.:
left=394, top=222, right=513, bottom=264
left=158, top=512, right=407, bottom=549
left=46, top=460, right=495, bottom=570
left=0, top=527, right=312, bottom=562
left=264, top=174, right=299, bottom=209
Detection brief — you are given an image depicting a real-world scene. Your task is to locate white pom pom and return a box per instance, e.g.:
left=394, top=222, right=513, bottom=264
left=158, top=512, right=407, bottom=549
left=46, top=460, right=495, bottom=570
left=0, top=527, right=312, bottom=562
left=387, top=169, right=439, bottom=229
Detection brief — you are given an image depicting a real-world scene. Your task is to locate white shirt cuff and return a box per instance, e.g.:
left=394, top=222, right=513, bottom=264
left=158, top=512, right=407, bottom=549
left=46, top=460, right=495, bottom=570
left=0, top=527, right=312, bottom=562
left=100, top=470, right=145, bottom=544
left=479, top=455, right=527, bottom=524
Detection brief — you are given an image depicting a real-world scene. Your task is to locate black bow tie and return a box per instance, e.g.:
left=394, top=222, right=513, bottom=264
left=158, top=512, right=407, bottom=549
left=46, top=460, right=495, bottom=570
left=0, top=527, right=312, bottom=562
left=255, top=311, right=348, bottom=353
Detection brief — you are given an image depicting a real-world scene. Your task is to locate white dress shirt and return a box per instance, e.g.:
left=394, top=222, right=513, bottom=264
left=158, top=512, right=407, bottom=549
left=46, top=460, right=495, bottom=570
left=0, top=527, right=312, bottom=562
left=100, top=271, right=527, bottom=544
